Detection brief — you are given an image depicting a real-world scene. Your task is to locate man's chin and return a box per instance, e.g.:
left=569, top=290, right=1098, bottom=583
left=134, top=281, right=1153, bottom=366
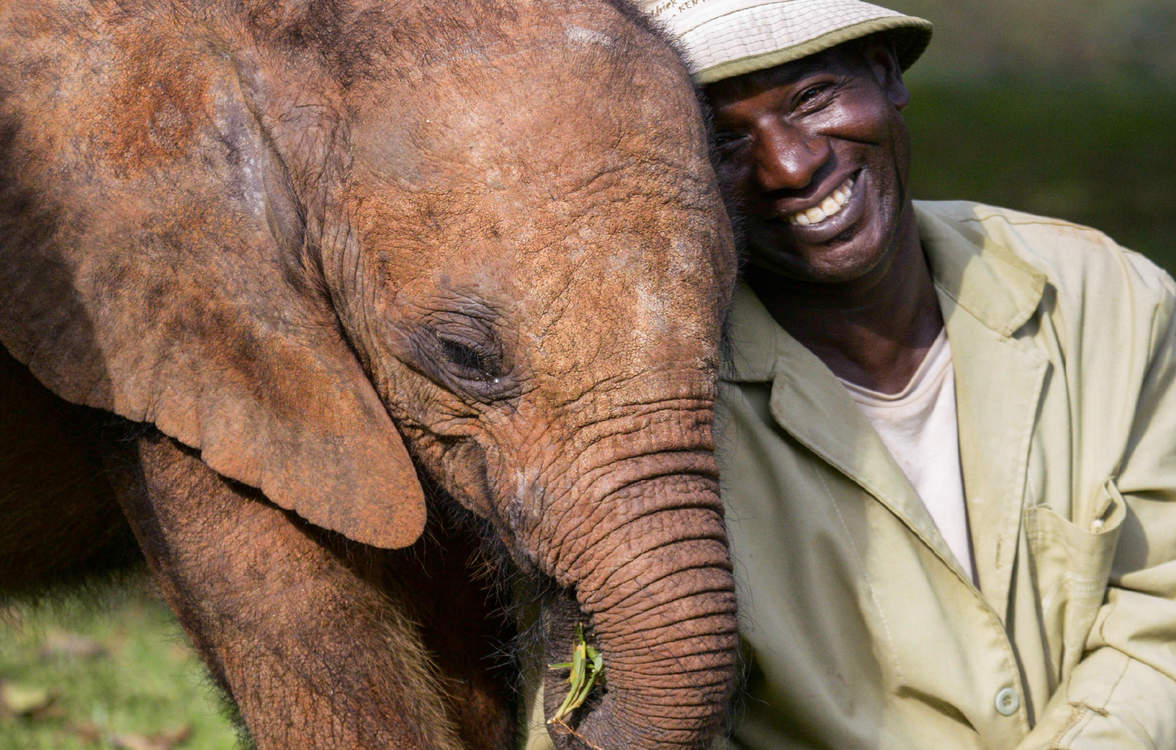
left=745, top=232, right=885, bottom=287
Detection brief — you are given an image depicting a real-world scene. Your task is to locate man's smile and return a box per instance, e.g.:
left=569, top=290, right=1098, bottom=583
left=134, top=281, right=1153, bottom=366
left=786, top=174, right=856, bottom=226
left=757, top=169, right=869, bottom=251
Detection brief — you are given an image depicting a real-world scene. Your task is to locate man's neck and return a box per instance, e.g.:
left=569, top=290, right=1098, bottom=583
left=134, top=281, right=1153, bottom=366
left=748, top=225, right=943, bottom=395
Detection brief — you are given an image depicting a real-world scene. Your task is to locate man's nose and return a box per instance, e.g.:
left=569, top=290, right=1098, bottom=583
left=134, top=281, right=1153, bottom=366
left=753, top=123, right=830, bottom=192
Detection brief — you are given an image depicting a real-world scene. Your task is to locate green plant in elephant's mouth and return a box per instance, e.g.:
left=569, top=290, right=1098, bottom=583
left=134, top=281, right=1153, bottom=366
left=548, top=623, right=605, bottom=725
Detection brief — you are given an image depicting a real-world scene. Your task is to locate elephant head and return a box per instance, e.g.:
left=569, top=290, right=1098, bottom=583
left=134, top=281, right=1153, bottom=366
left=0, top=0, right=738, bottom=746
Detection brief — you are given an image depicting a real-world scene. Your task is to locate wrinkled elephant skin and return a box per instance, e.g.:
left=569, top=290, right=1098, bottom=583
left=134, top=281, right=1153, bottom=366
left=0, top=1, right=739, bottom=748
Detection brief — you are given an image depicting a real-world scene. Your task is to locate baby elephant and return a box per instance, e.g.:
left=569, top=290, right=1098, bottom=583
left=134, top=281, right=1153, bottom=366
left=0, top=0, right=739, bottom=748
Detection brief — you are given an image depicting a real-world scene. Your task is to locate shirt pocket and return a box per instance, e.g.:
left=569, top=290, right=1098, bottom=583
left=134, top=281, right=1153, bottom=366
left=1024, top=478, right=1126, bottom=679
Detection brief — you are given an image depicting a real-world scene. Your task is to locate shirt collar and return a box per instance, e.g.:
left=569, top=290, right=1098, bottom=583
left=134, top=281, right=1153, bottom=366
left=722, top=281, right=784, bottom=382
left=917, top=201, right=1047, bottom=338
left=721, top=201, right=1048, bottom=383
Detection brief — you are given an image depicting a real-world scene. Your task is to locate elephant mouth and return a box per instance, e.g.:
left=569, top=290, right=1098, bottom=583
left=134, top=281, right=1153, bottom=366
left=523, top=568, right=738, bottom=750
left=538, top=587, right=602, bottom=700
left=535, top=586, right=608, bottom=745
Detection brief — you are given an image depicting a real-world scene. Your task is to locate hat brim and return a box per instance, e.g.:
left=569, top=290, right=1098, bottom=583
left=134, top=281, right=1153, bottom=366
left=691, top=15, right=932, bottom=84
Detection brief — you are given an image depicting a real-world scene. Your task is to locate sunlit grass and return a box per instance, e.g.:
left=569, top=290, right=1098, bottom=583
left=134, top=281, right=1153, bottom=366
left=0, top=576, right=239, bottom=749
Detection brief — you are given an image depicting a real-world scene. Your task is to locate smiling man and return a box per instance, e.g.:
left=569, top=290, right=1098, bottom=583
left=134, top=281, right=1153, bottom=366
left=632, top=1, right=1176, bottom=749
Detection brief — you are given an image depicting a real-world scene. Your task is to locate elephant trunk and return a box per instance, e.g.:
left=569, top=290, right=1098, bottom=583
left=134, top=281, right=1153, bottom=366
left=541, top=470, right=739, bottom=750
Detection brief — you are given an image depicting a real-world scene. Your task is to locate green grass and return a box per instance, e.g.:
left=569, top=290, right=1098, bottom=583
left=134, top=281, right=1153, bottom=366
left=0, top=577, right=239, bottom=749
left=905, top=80, right=1176, bottom=272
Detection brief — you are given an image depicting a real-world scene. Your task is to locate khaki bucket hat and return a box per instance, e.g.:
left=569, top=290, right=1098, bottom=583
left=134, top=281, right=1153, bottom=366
left=637, top=0, right=932, bottom=84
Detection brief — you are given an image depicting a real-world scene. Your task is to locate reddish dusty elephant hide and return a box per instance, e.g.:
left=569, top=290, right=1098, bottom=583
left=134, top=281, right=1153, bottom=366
left=0, top=1, right=740, bottom=748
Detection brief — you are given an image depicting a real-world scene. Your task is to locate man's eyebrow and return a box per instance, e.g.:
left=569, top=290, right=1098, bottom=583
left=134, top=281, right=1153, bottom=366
left=755, top=58, right=836, bottom=87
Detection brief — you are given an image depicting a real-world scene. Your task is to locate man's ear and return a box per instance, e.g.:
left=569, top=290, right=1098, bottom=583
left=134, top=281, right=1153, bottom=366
left=862, top=39, right=910, bottom=110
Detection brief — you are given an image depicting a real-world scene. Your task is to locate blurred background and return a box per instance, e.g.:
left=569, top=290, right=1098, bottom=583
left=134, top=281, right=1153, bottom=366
left=3, top=3, right=1174, bottom=748
left=894, top=0, right=1175, bottom=267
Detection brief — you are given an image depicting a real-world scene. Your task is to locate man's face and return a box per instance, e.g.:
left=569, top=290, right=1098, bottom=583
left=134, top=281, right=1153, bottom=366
left=705, top=41, right=913, bottom=284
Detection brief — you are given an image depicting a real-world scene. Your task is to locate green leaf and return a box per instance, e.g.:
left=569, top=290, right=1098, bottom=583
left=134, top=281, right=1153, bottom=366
left=547, top=624, right=605, bottom=725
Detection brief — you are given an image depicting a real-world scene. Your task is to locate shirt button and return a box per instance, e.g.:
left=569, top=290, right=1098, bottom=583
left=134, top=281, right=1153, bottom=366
left=995, top=687, right=1021, bottom=716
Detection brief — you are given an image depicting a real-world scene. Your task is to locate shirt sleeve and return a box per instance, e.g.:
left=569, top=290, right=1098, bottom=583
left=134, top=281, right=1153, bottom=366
left=1017, top=264, right=1176, bottom=749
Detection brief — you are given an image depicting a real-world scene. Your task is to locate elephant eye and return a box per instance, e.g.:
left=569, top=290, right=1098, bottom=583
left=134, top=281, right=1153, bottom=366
left=438, top=336, right=499, bottom=379
left=414, top=294, right=515, bottom=399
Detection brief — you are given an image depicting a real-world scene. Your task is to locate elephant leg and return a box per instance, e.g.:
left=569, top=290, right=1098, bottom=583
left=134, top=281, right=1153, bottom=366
left=103, top=429, right=466, bottom=750
left=371, top=511, right=518, bottom=749
left=0, top=348, right=138, bottom=595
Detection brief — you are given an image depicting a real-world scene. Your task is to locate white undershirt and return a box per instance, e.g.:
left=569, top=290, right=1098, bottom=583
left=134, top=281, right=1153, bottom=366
left=838, top=330, right=975, bottom=584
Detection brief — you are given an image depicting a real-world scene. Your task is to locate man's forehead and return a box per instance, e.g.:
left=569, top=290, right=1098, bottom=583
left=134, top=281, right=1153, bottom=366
left=705, top=42, right=868, bottom=103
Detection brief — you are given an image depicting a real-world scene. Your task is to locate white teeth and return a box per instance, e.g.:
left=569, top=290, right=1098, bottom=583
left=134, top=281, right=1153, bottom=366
left=787, top=176, right=855, bottom=226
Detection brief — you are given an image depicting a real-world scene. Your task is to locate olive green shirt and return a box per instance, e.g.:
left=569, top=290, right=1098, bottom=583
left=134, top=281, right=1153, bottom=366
left=521, top=201, right=1176, bottom=749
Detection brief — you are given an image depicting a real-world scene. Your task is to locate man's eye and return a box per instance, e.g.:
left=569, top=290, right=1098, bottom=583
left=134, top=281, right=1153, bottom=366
left=795, top=83, right=832, bottom=108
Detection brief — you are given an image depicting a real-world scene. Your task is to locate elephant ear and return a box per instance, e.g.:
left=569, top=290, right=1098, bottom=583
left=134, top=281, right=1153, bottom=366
left=0, top=55, right=426, bottom=549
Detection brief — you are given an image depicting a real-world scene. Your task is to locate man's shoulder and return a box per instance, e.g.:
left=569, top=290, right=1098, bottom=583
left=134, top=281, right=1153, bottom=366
left=915, top=199, right=1174, bottom=305
left=915, top=199, right=1129, bottom=262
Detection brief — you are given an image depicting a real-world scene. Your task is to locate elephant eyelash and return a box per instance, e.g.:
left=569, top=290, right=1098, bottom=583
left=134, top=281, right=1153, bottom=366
left=436, top=335, right=503, bottom=383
